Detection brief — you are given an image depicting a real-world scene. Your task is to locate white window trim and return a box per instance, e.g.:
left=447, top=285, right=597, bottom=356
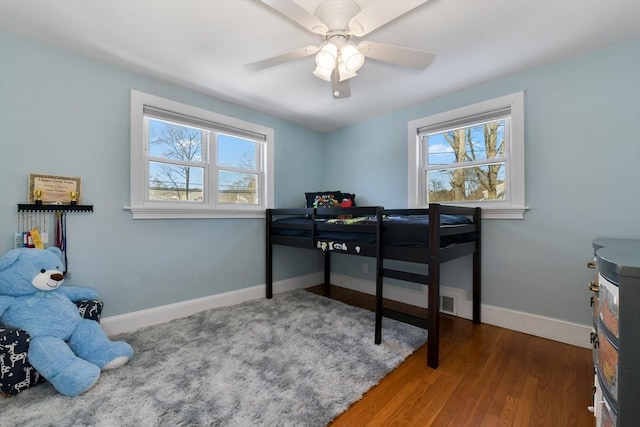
left=408, top=91, right=528, bottom=219
left=127, top=90, right=274, bottom=219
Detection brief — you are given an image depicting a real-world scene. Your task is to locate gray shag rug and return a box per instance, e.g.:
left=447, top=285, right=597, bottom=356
left=0, top=290, right=426, bottom=426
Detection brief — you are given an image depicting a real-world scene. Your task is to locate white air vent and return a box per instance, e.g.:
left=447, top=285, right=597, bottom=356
left=440, top=294, right=457, bottom=316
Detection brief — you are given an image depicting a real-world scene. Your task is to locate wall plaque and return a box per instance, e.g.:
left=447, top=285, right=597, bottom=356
left=28, top=173, right=82, bottom=205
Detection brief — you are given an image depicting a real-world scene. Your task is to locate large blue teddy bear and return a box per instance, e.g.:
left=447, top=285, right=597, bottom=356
left=0, top=247, right=133, bottom=396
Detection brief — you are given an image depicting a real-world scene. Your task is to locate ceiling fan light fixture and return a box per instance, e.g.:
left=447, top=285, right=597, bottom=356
left=340, top=42, right=365, bottom=73
left=315, top=42, right=338, bottom=69
left=313, top=64, right=334, bottom=81
left=337, top=60, right=358, bottom=81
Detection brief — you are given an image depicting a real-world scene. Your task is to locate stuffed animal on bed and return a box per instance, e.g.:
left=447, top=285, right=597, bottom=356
left=0, top=247, right=133, bottom=396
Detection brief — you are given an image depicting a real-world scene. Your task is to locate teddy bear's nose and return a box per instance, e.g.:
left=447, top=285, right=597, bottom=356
left=50, top=273, right=64, bottom=281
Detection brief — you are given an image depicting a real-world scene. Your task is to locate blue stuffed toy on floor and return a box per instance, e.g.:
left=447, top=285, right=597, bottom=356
left=0, top=247, right=133, bottom=396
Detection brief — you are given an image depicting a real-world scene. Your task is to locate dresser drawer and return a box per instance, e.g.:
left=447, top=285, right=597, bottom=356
left=597, top=325, right=619, bottom=402
left=596, top=373, right=618, bottom=427
left=598, top=274, right=619, bottom=339
left=600, top=402, right=617, bottom=427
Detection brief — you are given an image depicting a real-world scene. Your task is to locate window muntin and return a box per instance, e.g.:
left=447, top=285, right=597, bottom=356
left=408, top=92, right=526, bottom=219
left=130, top=90, right=274, bottom=219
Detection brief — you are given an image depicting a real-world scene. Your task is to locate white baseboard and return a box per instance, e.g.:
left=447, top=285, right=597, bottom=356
left=329, top=273, right=591, bottom=349
left=101, top=272, right=322, bottom=336
left=102, top=271, right=591, bottom=349
left=480, top=304, right=591, bottom=349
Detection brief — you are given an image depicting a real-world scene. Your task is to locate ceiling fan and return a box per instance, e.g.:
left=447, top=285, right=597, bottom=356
left=246, top=0, right=435, bottom=99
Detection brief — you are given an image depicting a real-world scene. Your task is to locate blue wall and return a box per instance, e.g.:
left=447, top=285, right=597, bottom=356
left=1, top=31, right=638, bottom=327
left=324, top=38, right=640, bottom=326
left=0, top=32, right=325, bottom=316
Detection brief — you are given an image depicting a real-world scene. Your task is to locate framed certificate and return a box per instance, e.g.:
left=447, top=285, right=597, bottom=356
left=28, top=173, right=82, bottom=205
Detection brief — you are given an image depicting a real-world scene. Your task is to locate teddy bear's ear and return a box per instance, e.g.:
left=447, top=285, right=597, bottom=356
left=0, top=249, right=22, bottom=271
left=46, top=246, right=63, bottom=261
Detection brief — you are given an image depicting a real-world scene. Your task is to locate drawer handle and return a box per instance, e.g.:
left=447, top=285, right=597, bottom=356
left=587, top=261, right=596, bottom=269
left=590, top=332, right=599, bottom=348
left=588, top=281, right=599, bottom=293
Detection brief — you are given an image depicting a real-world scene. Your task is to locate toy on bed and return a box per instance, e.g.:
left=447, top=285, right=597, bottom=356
left=0, top=247, right=133, bottom=396
left=305, top=191, right=357, bottom=219
left=305, top=191, right=356, bottom=209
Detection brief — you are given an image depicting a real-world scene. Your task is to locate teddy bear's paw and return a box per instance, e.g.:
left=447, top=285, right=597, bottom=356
left=51, top=360, right=101, bottom=397
left=98, top=340, right=133, bottom=370
left=102, top=355, right=130, bottom=371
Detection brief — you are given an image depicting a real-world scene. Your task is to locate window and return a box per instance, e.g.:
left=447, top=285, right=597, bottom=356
left=129, top=90, right=274, bottom=219
left=408, top=92, right=526, bottom=219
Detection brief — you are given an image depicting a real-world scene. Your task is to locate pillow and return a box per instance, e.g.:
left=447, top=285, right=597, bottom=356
left=305, top=191, right=341, bottom=209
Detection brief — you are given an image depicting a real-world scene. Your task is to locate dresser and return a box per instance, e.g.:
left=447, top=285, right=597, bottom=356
left=589, top=238, right=640, bottom=427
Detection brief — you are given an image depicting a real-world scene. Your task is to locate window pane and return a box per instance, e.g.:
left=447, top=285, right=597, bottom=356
left=218, top=134, right=257, bottom=170
left=148, top=118, right=202, bottom=162
left=426, top=120, right=505, bottom=166
left=427, top=163, right=506, bottom=202
left=148, top=161, right=203, bottom=201
left=218, top=171, right=257, bottom=204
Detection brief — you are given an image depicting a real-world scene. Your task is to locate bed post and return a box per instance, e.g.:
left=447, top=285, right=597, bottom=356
left=427, top=203, right=441, bottom=368
left=374, top=206, right=384, bottom=345
left=473, top=206, right=481, bottom=324
left=266, top=209, right=273, bottom=299
left=323, top=251, right=331, bottom=296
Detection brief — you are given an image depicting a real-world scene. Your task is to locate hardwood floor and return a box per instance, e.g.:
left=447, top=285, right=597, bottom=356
left=306, top=285, right=594, bottom=427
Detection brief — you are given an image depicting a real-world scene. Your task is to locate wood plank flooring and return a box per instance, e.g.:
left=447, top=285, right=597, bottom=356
left=306, top=285, right=594, bottom=427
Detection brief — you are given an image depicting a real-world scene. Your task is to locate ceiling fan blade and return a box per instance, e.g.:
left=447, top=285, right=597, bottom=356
left=358, top=41, right=435, bottom=69
left=348, top=0, right=430, bottom=37
left=331, top=69, right=351, bottom=99
left=260, top=0, right=328, bottom=34
left=245, top=45, right=319, bottom=71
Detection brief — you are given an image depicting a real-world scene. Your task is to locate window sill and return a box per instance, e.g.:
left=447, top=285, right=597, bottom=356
left=124, top=206, right=266, bottom=219
left=417, top=204, right=528, bottom=219
left=481, top=206, right=528, bottom=219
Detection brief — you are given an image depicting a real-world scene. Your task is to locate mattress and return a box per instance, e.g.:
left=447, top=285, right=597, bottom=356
left=271, top=214, right=476, bottom=248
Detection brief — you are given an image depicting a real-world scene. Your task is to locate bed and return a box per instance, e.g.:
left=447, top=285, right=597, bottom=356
left=265, top=203, right=481, bottom=368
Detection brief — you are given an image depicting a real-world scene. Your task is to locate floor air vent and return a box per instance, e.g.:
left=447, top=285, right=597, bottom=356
left=440, top=294, right=457, bottom=315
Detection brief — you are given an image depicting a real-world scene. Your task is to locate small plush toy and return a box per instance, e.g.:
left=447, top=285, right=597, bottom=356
left=0, top=247, right=133, bottom=396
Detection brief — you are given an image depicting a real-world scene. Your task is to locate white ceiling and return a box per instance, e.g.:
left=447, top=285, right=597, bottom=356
left=1, top=0, right=638, bottom=132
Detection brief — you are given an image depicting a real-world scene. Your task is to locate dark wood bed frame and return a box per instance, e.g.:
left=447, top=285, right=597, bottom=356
left=265, top=203, right=481, bottom=368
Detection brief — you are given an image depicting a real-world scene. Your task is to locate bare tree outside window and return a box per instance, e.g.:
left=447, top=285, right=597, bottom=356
left=148, top=119, right=204, bottom=201
left=427, top=120, right=506, bottom=202
left=146, top=120, right=260, bottom=204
